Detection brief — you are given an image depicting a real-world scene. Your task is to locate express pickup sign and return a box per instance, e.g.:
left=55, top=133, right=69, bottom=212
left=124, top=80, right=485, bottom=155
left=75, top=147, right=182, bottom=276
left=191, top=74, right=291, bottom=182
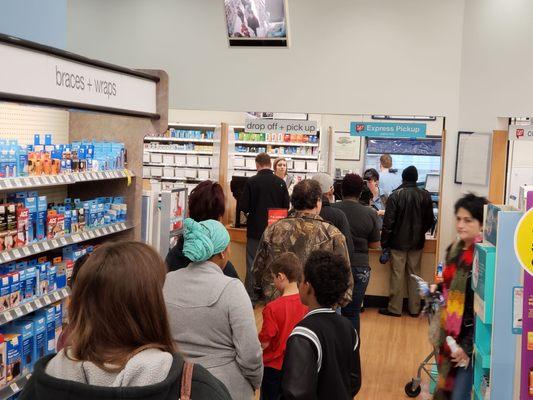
left=350, top=122, right=426, bottom=138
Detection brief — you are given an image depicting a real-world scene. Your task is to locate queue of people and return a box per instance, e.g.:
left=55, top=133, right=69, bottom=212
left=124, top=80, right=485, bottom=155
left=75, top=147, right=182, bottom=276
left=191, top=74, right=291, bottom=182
left=18, top=150, right=482, bottom=400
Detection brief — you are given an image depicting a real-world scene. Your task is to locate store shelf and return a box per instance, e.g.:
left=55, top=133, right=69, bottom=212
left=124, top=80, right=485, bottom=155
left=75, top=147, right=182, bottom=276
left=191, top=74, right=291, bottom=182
left=144, top=148, right=213, bottom=155
left=231, top=152, right=318, bottom=160
left=143, top=163, right=212, bottom=169
left=0, top=287, right=70, bottom=327
left=234, top=140, right=318, bottom=147
left=232, top=166, right=313, bottom=174
left=145, top=136, right=215, bottom=144
left=0, top=221, right=134, bottom=264
left=0, top=372, right=31, bottom=400
left=0, top=170, right=134, bottom=191
left=169, top=123, right=217, bottom=128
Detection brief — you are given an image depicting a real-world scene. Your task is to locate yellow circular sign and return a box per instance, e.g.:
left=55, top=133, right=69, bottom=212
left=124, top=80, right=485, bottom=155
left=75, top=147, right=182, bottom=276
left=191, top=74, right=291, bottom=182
left=515, top=209, right=533, bottom=275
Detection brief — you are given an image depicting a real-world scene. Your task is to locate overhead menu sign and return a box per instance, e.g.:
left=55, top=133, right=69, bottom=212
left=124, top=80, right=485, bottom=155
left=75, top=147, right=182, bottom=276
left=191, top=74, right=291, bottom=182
left=350, top=122, right=426, bottom=138
left=0, top=42, right=157, bottom=115
left=509, top=124, right=533, bottom=141
left=245, top=118, right=318, bottom=135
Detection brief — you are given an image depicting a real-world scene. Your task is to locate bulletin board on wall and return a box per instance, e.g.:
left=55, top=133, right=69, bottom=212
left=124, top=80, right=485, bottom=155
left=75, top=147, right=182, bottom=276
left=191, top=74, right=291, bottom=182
left=454, top=131, right=473, bottom=184
left=334, top=131, right=361, bottom=160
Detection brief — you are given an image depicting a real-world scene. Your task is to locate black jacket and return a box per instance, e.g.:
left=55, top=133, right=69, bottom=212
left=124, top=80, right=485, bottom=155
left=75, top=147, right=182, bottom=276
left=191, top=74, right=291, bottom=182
left=319, top=197, right=355, bottom=266
left=239, top=169, right=290, bottom=239
left=166, top=235, right=239, bottom=279
left=381, top=182, right=435, bottom=251
left=20, top=353, right=232, bottom=400
left=281, top=309, right=361, bottom=400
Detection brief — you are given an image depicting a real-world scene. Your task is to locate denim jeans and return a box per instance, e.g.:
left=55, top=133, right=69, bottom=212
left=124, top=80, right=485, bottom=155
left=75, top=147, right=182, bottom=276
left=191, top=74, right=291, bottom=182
left=342, top=266, right=370, bottom=333
left=451, top=363, right=473, bottom=400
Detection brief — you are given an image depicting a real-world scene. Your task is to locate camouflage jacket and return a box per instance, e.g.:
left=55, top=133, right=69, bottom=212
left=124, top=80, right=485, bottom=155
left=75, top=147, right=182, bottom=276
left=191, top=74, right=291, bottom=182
left=252, top=211, right=352, bottom=304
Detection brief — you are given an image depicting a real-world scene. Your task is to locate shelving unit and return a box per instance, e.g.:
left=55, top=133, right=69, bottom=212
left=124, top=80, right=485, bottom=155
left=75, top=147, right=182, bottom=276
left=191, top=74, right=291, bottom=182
left=0, top=372, right=31, bottom=400
left=143, top=123, right=217, bottom=191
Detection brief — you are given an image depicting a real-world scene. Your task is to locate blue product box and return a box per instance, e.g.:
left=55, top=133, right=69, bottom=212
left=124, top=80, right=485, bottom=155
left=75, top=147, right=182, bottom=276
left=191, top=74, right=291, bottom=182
left=63, top=210, right=71, bottom=235
left=25, top=197, right=37, bottom=243
left=89, top=203, right=98, bottom=228
left=32, top=314, right=47, bottom=360
left=40, top=308, right=56, bottom=355
left=44, top=134, right=52, bottom=146
left=23, top=266, right=37, bottom=302
left=33, top=135, right=40, bottom=146
left=55, top=263, right=66, bottom=289
left=47, top=265, right=57, bottom=292
left=38, top=263, right=48, bottom=296
left=9, top=272, right=20, bottom=309
left=3, top=321, right=34, bottom=373
left=0, top=276, right=10, bottom=312
left=17, top=149, right=28, bottom=178
left=36, top=196, right=47, bottom=241
left=97, top=203, right=105, bottom=226
left=3, top=333, right=22, bottom=382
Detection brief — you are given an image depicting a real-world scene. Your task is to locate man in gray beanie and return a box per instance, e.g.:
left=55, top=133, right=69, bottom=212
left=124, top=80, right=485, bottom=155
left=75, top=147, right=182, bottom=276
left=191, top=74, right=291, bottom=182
left=379, top=166, right=435, bottom=318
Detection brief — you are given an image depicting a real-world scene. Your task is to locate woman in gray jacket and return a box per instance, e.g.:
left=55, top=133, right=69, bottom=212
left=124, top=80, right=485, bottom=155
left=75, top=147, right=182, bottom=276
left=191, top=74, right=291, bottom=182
left=164, top=218, right=263, bottom=400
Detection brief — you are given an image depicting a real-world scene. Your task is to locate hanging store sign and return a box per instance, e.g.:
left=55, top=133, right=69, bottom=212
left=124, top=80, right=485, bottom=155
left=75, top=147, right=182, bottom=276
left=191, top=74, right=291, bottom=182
left=245, top=118, right=318, bottom=135
left=349, top=122, right=426, bottom=138
left=0, top=41, right=157, bottom=116
left=509, top=125, right=533, bottom=141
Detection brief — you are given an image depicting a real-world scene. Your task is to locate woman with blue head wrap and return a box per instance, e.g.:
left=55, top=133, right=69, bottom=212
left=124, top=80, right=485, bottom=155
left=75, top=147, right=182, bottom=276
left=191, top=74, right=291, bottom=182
left=164, top=219, right=263, bottom=400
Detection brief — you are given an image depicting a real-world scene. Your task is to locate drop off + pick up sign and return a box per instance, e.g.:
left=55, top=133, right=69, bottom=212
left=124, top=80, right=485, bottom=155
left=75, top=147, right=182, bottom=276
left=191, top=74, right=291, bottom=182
left=245, top=119, right=318, bottom=135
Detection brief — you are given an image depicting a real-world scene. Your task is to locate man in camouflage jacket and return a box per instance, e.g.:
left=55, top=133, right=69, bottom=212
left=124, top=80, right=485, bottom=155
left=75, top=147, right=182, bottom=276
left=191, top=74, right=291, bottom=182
left=252, top=179, right=352, bottom=303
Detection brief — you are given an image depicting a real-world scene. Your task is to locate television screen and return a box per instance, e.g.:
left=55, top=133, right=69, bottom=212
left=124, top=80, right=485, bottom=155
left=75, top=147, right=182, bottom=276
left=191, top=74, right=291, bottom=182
left=224, top=0, right=288, bottom=47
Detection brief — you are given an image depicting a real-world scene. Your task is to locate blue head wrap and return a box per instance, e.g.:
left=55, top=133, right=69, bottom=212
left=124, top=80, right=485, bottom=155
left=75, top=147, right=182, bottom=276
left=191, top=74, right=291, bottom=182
left=182, top=218, right=230, bottom=262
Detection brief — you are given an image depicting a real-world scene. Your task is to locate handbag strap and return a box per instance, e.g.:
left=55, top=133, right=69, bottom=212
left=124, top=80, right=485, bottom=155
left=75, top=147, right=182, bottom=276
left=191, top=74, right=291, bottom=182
left=179, top=361, right=194, bottom=400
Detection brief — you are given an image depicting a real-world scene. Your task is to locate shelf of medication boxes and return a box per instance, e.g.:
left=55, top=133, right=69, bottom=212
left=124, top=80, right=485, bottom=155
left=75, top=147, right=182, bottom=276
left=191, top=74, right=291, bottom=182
left=234, top=140, right=318, bottom=147
left=0, top=170, right=134, bottom=191
left=145, top=136, right=215, bottom=144
left=230, top=152, right=318, bottom=160
left=143, top=148, right=213, bottom=156
left=0, top=287, right=69, bottom=327
left=0, top=371, right=31, bottom=400
left=0, top=221, right=134, bottom=264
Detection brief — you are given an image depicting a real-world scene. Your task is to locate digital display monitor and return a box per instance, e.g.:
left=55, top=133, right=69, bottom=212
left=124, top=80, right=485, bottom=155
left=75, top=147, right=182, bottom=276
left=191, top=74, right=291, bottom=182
left=224, top=0, right=288, bottom=47
left=425, top=173, right=440, bottom=194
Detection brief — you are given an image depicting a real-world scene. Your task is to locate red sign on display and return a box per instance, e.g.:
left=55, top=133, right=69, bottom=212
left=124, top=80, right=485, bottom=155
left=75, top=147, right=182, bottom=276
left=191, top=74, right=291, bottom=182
left=267, top=209, right=288, bottom=226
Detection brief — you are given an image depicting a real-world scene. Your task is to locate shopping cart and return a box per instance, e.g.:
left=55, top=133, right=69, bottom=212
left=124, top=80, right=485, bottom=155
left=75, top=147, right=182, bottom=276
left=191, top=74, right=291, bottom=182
left=404, top=275, right=443, bottom=398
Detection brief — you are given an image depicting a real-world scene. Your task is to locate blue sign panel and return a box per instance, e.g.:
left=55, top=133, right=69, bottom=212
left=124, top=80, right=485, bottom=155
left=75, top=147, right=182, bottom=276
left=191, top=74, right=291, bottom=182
left=350, top=122, right=427, bottom=138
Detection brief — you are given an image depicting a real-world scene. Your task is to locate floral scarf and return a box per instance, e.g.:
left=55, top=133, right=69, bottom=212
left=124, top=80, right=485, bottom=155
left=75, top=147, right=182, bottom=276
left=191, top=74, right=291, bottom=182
left=434, top=240, right=474, bottom=399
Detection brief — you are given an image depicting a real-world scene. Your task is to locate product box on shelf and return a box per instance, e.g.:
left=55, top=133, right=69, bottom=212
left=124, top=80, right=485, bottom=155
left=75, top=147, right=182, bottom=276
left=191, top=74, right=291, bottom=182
left=151, top=167, right=163, bottom=177
left=175, top=155, right=186, bottom=165
left=162, top=154, right=175, bottom=165
left=175, top=168, right=186, bottom=178
left=0, top=275, right=10, bottom=311
left=186, top=155, right=198, bottom=166
left=150, top=153, right=163, bottom=164
left=3, top=333, right=22, bottom=382
left=36, top=307, right=55, bottom=355
left=23, top=266, right=37, bottom=302
left=15, top=204, right=30, bottom=247
left=198, top=170, right=209, bottom=180
left=36, top=196, right=47, bottom=241
left=184, top=169, right=197, bottom=179
left=6, top=203, right=17, bottom=250
left=47, top=265, right=57, bottom=293
left=245, top=158, right=256, bottom=169
left=9, top=272, right=21, bottom=308
left=38, top=262, right=48, bottom=296
left=0, top=335, right=5, bottom=386
left=31, top=314, right=47, bottom=360
left=197, top=156, right=210, bottom=167
left=163, top=167, right=174, bottom=178
left=3, top=321, right=34, bottom=374
left=54, top=303, right=62, bottom=351
left=25, top=196, right=37, bottom=243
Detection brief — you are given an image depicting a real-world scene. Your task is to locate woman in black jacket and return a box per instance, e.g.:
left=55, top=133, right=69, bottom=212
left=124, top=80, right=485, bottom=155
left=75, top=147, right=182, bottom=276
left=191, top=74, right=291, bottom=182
left=166, top=180, right=239, bottom=279
left=20, top=241, right=231, bottom=400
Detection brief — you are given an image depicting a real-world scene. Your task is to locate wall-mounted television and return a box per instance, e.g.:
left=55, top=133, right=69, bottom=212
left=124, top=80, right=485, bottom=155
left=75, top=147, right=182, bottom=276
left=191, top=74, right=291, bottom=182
left=224, top=0, right=288, bottom=47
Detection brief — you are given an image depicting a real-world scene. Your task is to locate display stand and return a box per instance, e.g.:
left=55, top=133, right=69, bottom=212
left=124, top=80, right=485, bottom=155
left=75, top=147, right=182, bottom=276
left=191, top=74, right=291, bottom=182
left=473, top=205, right=524, bottom=400
left=0, top=33, right=168, bottom=397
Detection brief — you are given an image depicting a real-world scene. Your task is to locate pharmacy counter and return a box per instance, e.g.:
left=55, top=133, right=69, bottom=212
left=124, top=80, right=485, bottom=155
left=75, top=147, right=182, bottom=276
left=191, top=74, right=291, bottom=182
left=226, top=225, right=437, bottom=299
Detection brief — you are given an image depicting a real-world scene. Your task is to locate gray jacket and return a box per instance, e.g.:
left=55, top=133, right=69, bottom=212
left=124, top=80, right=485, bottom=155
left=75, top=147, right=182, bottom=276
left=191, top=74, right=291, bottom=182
left=164, top=262, right=263, bottom=400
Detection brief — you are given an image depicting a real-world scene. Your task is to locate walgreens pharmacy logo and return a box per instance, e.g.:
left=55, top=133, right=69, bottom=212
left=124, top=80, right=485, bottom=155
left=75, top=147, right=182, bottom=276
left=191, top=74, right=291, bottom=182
left=516, top=128, right=525, bottom=139
left=355, top=124, right=366, bottom=132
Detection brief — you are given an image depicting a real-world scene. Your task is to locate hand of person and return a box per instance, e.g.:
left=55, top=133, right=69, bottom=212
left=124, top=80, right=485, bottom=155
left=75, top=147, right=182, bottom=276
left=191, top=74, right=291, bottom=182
left=429, top=284, right=438, bottom=293
left=451, top=346, right=470, bottom=368
left=377, top=209, right=385, bottom=217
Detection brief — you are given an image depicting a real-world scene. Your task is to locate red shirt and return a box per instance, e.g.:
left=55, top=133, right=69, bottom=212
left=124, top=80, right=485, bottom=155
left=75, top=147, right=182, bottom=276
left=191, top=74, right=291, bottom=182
left=258, top=293, right=308, bottom=370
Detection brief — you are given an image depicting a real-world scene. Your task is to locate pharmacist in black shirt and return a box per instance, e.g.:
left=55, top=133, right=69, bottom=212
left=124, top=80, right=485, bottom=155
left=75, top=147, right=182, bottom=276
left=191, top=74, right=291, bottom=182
left=239, top=153, right=290, bottom=300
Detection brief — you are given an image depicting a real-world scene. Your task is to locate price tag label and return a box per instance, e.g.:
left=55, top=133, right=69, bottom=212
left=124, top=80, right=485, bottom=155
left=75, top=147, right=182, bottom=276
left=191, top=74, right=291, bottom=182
left=31, top=243, right=41, bottom=253
left=104, top=171, right=111, bottom=178
left=44, top=296, right=51, bottom=305
left=53, top=292, right=61, bottom=301
left=72, top=234, right=82, bottom=242
left=91, top=231, right=97, bottom=238
left=0, top=179, right=6, bottom=189
left=60, top=237, right=68, bottom=246
left=14, top=179, right=23, bottom=187
left=34, top=299, right=43, bottom=308
left=42, top=242, right=51, bottom=251
left=57, top=175, right=65, bottom=183
left=90, top=172, right=97, bottom=180
left=120, top=223, right=127, bottom=230
left=51, top=240, right=59, bottom=248
left=14, top=307, right=23, bottom=317
left=50, top=176, right=58, bottom=184
left=99, top=172, right=106, bottom=179
left=103, top=227, right=110, bottom=235
left=30, top=177, right=39, bottom=186
left=12, top=249, right=21, bottom=259
left=2, top=252, right=11, bottom=262
left=5, top=312, right=13, bottom=322
left=10, top=382, right=20, bottom=392
left=81, top=232, right=89, bottom=240
left=77, top=173, right=85, bottom=181
left=22, top=247, right=31, bottom=256
left=42, top=176, right=50, bottom=184
left=24, top=304, right=33, bottom=313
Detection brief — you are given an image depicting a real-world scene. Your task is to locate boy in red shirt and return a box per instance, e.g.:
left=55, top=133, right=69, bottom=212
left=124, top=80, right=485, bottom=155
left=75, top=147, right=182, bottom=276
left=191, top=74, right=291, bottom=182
left=259, top=252, right=308, bottom=400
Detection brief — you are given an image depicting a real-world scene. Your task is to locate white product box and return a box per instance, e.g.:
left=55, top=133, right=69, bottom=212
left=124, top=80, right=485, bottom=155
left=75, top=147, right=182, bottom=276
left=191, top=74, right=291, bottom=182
left=175, top=168, right=186, bottom=178
left=287, top=160, right=294, bottom=169
left=175, top=155, right=186, bottom=165
left=151, top=167, right=163, bottom=177
left=198, top=156, right=210, bottom=167
left=143, top=167, right=151, bottom=178
left=245, top=158, right=256, bottom=169
left=245, top=171, right=256, bottom=177
left=163, top=154, right=175, bottom=165
left=233, top=170, right=246, bottom=177
left=150, top=153, right=163, bottom=164
left=306, top=161, right=318, bottom=172
left=186, top=155, right=198, bottom=166
left=198, top=169, right=209, bottom=180
left=294, top=160, right=306, bottom=170
left=143, top=152, right=150, bottom=163
left=163, top=167, right=175, bottom=178
left=185, top=169, right=197, bottom=179
left=234, top=157, right=245, bottom=167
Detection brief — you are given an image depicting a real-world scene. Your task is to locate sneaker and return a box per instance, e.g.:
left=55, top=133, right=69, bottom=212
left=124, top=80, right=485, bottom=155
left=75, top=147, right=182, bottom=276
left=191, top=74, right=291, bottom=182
left=378, top=308, right=401, bottom=317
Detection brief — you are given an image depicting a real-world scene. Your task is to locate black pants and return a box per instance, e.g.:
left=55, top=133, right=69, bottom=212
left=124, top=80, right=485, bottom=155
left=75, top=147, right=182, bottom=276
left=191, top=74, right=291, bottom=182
left=260, top=367, right=282, bottom=400
left=342, top=266, right=370, bottom=333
